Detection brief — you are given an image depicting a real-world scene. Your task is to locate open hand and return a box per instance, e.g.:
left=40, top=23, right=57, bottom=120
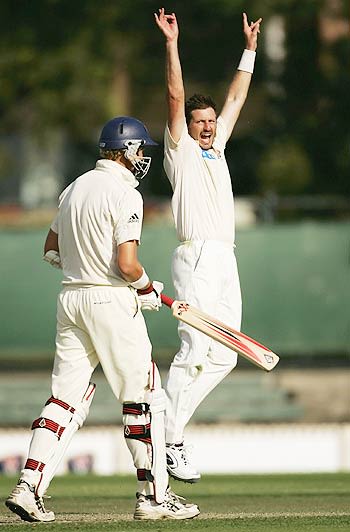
left=243, top=12, right=262, bottom=51
left=154, top=7, right=179, bottom=41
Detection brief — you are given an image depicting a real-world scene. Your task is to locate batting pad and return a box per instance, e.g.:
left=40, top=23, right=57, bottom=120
left=36, top=383, right=96, bottom=497
left=149, top=387, right=167, bottom=503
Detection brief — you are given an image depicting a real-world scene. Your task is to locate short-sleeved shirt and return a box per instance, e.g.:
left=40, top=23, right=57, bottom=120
left=164, top=116, right=235, bottom=246
left=51, top=159, right=143, bottom=287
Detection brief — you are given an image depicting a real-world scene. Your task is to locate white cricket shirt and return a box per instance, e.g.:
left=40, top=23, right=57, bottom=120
left=51, top=159, right=144, bottom=287
left=164, top=116, right=235, bottom=246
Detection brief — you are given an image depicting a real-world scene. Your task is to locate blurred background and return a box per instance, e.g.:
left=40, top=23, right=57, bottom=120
left=0, top=0, right=349, bottom=476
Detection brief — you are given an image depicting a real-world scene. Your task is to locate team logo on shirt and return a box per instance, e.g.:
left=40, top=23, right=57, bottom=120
left=201, top=149, right=216, bottom=160
left=128, top=213, right=140, bottom=223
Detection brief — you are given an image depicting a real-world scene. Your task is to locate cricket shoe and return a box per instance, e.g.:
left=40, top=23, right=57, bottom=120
left=134, top=487, right=200, bottom=520
left=5, top=480, right=55, bottom=522
left=166, top=442, right=201, bottom=483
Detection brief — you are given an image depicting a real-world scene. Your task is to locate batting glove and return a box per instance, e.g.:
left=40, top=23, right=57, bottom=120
left=137, top=281, right=164, bottom=311
left=43, top=250, right=62, bottom=269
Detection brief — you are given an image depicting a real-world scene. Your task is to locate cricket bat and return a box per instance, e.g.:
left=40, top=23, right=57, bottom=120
left=161, top=294, right=279, bottom=371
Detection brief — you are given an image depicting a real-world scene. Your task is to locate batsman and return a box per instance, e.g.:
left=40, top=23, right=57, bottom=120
left=155, top=8, right=262, bottom=483
left=5, top=117, right=199, bottom=521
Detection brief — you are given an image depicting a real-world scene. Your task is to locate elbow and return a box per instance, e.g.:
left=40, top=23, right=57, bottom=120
left=168, top=89, right=184, bottom=104
left=118, top=260, right=132, bottom=280
left=117, top=259, right=139, bottom=282
left=116, top=240, right=142, bottom=282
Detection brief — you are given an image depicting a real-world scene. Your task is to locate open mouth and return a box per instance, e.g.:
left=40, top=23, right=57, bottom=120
left=200, top=133, right=212, bottom=148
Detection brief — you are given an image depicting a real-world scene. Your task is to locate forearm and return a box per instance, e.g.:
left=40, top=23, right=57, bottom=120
left=119, top=261, right=146, bottom=284
left=117, top=241, right=151, bottom=289
left=220, top=47, right=256, bottom=137
left=220, top=13, right=261, bottom=136
left=220, top=69, right=252, bottom=135
left=227, top=46, right=256, bottom=102
left=166, top=40, right=185, bottom=105
left=44, top=228, right=59, bottom=254
left=226, top=69, right=252, bottom=104
left=43, top=229, right=61, bottom=268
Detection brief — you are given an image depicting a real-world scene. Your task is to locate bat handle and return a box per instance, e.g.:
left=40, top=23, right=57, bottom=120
left=161, top=293, right=174, bottom=308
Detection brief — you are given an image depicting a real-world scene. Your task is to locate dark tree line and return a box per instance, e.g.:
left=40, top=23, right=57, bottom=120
left=0, top=0, right=349, bottom=203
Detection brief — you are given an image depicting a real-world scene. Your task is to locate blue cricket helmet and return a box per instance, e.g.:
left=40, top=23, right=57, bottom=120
left=98, top=116, right=158, bottom=150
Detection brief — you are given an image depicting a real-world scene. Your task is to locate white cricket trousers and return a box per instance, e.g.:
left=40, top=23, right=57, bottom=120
left=53, top=285, right=152, bottom=404
left=165, top=240, right=242, bottom=444
left=22, top=285, right=154, bottom=494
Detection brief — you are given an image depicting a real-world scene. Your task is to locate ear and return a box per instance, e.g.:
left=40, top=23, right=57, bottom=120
left=117, top=151, right=129, bottom=168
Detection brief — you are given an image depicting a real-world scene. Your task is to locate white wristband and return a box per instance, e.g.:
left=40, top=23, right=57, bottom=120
left=130, top=268, right=150, bottom=290
left=237, top=49, right=256, bottom=74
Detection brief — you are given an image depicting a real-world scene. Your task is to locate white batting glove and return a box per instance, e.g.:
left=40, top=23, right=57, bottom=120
left=43, top=250, right=62, bottom=269
left=137, top=281, right=164, bottom=311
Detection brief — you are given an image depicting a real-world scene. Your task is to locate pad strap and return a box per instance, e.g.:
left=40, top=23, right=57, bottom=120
left=124, top=423, right=151, bottom=445
left=24, top=458, right=45, bottom=472
left=123, top=403, right=149, bottom=416
left=45, top=396, right=75, bottom=413
left=32, top=417, right=65, bottom=440
left=137, top=468, right=154, bottom=481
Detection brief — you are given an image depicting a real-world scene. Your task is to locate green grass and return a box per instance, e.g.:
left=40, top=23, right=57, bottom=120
left=0, top=473, right=349, bottom=531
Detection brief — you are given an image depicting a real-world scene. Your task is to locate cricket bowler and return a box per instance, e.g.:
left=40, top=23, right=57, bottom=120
left=155, top=8, right=262, bottom=483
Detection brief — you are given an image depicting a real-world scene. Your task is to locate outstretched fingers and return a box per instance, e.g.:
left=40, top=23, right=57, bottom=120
left=243, top=12, right=262, bottom=34
left=250, top=17, right=262, bottom=34
left=154, top=7, right=177, bottom=30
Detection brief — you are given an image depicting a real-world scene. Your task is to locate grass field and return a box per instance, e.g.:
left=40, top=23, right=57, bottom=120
left=0, top=473, right=349, bottom=531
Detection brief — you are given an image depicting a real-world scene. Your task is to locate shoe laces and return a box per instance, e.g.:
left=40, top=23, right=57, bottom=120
left=15, top=480, right=49, bottom=514
left=177, top=443, right=193, bottom=465
left=182, top=445, right=192, bottom=464
left=168, top=442, right=193, bottom=464
left=165, top=488, right=187, bottom=507
left=35, top=496, right=48, bottom=514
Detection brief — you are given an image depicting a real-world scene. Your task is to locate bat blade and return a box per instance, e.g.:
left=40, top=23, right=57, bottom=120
left=161, top=294, right=279, bottom=371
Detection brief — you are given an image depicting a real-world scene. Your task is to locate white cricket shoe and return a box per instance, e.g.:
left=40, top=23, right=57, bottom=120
left=5, top=480, right=55, bottom=522
left=166, top=442, right=201, bottom=483
left=134, top=488, right=200, bottom=520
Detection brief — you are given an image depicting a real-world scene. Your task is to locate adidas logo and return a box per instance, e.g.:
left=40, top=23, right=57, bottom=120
left=128, top=213, right=139, bottom=223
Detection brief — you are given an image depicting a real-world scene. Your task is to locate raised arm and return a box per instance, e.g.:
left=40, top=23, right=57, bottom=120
left=220, top=13, right=262, bottom=140
left=154, top=8, right=185, bottom=143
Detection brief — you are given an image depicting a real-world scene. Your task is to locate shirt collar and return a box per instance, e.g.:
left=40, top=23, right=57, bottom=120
left=95, top=159, right=139, bottom=188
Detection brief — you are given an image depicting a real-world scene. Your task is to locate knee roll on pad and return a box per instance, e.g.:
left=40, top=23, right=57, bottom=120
left=123, top=404, right=151, bottom=445
left=33, top=383, right=95, bottom=440
left=38, top=403, right=74, bottom=428
left=32, top=400, right=77, bottom=441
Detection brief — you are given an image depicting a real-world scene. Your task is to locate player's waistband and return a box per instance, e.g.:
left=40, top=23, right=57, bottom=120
left=179, top=239, right=235, bottom=249
left=61, top=283, right=129, bottom=290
